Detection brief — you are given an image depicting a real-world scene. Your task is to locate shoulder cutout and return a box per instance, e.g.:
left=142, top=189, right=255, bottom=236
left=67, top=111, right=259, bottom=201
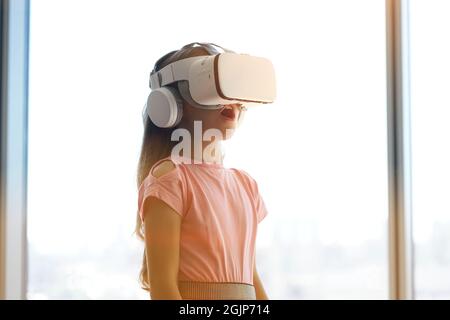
left=150, top=159, right=177, bottom=178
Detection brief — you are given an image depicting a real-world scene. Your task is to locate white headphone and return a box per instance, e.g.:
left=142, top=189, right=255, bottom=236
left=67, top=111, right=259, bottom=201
left=145, top=86, right=184, bottom=128
left=144, top=42, right=234, bottom=128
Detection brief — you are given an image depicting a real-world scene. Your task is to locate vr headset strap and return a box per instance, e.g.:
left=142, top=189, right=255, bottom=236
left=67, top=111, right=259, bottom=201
left=182, top=42, right=235, bottom=54
left=149, top=42, right=235, bottom=89
left=150, top=56, right=204, bottom=89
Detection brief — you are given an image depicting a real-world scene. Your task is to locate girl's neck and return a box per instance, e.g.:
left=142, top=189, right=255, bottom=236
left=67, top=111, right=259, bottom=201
left=179, top=139, right=224, bottom=165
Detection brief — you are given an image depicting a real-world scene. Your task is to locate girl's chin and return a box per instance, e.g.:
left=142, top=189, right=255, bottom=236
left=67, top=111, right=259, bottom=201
left=203, top=126, right=237, bottom=140
left=220, top=127, right=237, bottom=140
left=205, top=121, right=237, bottom=131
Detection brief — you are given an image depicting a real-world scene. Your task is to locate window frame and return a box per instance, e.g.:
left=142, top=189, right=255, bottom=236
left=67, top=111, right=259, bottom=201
left=385, top=0, right=414, bottom=300
left=0, top=0, right=417, bottom=300
left=0, top=0, right=30, bottom=300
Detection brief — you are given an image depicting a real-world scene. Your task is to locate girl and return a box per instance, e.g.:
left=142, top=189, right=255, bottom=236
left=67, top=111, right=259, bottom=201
left=135, top=42, right=269, bottom=300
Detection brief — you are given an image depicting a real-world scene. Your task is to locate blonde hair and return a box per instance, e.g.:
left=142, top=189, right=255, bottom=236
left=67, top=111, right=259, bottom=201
left=134, top=44, right=218, bottom=292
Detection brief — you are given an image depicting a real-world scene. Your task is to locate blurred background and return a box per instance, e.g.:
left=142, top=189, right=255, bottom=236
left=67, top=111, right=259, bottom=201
left=1, top=0, right=450, bottom=299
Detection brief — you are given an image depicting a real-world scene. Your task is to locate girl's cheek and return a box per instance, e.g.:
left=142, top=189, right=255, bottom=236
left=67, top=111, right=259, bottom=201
left=205, top=118, right=219, bottom=130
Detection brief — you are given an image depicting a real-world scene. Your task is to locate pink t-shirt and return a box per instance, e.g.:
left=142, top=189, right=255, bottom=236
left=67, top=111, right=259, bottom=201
left=137, top=154, right=268, bottom=286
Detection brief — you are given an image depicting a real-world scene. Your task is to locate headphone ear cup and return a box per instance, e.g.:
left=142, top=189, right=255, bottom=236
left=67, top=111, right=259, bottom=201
left=147, top=86, right=184, bottom=128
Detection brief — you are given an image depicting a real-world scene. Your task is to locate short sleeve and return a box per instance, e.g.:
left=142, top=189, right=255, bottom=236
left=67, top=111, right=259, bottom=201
left=255, top=190, right=269, bottom=223
left=254, top=181, right=269, bottom=224
left=237, top=169, right=269, bottom=224
left=137, top=166, right=186, bottom=222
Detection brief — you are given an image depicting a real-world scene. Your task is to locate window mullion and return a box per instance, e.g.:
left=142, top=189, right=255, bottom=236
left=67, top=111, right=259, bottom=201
left=386, top=0, right=414, bottom=300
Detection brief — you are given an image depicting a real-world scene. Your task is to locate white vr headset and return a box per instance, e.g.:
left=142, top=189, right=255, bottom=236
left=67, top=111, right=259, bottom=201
left=143, top=42, right=277, bottom=128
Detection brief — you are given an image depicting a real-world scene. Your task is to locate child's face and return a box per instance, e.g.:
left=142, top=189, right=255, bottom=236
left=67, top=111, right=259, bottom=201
left=180, top=103, right=245, bottom=139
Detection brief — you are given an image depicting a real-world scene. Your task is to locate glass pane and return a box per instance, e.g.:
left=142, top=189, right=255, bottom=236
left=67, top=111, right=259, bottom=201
left=27, top=0, right=148, bottom=299
left=224, top=0, right=388, bottom=299
left=410, top=0, right=450, bottom=299
left=27, top=0, right=388, bottom=299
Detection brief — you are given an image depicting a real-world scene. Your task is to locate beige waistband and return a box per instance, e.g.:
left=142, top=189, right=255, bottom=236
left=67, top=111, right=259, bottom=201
left=177, top=281, right=256, bottom=300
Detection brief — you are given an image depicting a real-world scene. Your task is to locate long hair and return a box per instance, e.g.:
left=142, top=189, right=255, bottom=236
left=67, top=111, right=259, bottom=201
left=134, top=44, right=217, bottom=292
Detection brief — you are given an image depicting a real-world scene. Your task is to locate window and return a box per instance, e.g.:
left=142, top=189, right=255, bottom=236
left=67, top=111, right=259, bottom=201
left=224, top=0, right=388, bottom=298
left=27, top=0, right=148, bottom=299
left=27, top=0, right=388, bottom=299
left=409, top=0, right=450, bottom=299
